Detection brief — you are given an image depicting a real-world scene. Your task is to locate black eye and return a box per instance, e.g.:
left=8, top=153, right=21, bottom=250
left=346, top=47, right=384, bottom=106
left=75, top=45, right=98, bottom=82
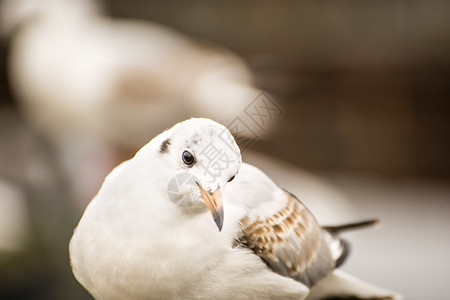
left=228, top=175, right=235, bottom=182
left=182, top=150, right=195, bottom=166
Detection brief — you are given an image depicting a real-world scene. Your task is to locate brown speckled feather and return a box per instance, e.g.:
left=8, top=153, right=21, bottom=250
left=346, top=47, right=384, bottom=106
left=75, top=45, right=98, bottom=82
left=237, top=190, right=335, bottom=287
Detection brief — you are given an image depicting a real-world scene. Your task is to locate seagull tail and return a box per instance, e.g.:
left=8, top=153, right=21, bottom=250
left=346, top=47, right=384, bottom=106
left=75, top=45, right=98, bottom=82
left=322, top=219, right=380, bottom=234
left=306, top=269, right=402, bottom=300
left=323, top=219, right=379, bottom=269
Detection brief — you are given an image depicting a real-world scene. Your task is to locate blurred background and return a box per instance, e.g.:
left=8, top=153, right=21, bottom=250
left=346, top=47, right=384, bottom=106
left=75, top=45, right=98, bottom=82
left=0, top=0, right=449, bottom=299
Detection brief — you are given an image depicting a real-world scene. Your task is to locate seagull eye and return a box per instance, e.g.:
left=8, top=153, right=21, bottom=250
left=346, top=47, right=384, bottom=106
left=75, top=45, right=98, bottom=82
left=182, top=150, right=195, bottom=166
left=228, top=175, right=235, bottom=182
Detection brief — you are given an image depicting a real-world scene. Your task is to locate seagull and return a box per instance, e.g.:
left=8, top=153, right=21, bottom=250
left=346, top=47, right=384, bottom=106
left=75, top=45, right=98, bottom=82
left=69, top=118, right=400, bottom=300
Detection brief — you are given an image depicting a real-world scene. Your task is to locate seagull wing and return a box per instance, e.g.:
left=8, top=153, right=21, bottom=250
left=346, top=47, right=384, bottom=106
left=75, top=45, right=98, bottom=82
left=229, top=163, right=346, bottom=287
left=237, top=190, right=338, bottom=287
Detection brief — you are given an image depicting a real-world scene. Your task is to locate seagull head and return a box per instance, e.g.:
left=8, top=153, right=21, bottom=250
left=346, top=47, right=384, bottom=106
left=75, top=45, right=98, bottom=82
left=141, top=118, right=241, bottom=231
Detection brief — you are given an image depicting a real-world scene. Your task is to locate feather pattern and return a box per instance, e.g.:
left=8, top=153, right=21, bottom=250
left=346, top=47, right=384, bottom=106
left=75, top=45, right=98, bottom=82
left=236, top=190, right=336, bottom=287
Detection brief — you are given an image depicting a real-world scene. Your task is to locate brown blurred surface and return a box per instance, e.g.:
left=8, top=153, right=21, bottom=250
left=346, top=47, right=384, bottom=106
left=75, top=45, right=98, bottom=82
left=1, top=1, right=449, bottom=299
left=2, top=1, right=450, bottom=178
left=110, top=0, right=450, bottom=179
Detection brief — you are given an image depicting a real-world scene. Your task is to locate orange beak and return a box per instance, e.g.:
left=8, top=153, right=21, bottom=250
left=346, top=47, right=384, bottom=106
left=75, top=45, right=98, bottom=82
left=196, top=183, right=224, bottom=231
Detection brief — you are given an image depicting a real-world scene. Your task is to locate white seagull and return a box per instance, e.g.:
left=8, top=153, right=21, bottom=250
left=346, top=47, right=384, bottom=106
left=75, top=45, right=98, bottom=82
left=69, top=118, right=400, bottom=300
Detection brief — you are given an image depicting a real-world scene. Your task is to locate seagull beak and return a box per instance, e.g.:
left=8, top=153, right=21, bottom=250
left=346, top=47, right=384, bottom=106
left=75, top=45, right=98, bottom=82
left=197, top=183, right=224, bottom=231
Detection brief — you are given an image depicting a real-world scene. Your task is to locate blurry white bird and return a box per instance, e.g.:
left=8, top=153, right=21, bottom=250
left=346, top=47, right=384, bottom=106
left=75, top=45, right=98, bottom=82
left=1, top=0, right=263, bottom=149
left=1, top=0, right=268, bottom=205
left=70, top=118, right=400, bottom=300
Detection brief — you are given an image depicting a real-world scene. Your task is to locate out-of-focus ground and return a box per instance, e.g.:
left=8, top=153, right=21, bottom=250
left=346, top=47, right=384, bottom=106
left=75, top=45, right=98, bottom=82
left=1, top=1, right=450, bottom=299
left=325, top=174, right=450, bottom=299
left=247, top=153, right=450, bottom=300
